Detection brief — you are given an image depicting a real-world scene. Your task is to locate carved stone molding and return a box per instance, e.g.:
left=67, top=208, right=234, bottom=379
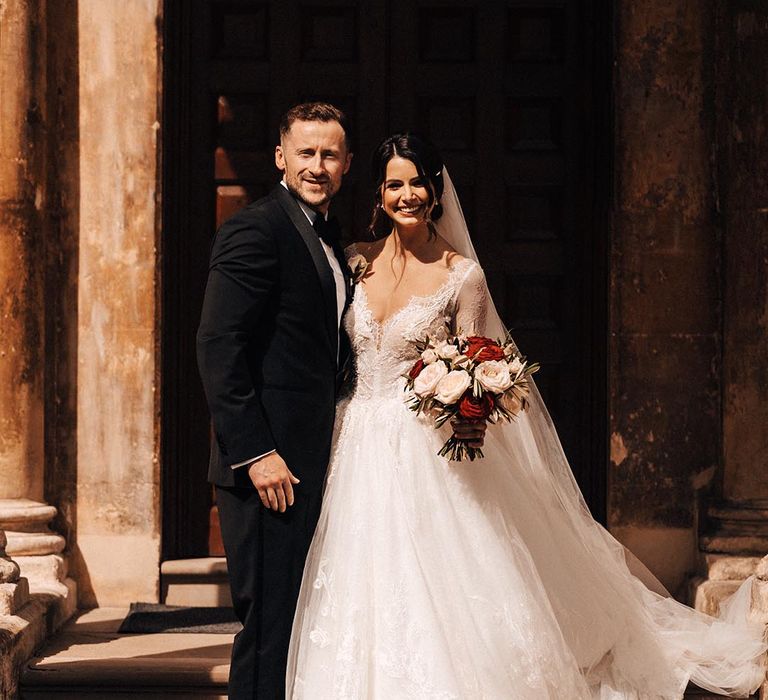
left=0, top=499, right=66, bottom=558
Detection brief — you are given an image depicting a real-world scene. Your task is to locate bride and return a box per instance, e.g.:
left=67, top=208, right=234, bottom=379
left=286, top=133, right=766, bottom=699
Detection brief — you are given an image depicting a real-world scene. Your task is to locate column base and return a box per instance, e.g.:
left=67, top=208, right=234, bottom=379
left=0, top=500, right=76, bottom=696
left=0, top=577, right=30, bottom=616
left=0, top=578, right=78, bottom=698
left=690, top=554, right=760, bottom=615
left=700, top=500, right=768, bottom=556
left=0, top=499, right=66, bottom=557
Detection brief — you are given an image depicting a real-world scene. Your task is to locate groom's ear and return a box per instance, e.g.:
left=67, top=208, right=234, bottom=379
left=275, top=144, right=286, bottom=172
left=343, top=150, right=353, bottom=175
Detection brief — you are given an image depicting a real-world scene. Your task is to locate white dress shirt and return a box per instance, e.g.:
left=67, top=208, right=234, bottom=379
left=231, top=182, right=346, bottom=469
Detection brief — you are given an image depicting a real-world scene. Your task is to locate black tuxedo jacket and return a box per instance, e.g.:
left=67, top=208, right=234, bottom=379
left=196, top=185, right=353, bottom=489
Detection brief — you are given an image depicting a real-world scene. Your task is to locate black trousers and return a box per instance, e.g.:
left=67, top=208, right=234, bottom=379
left=216, top=483, right=323, bottom=699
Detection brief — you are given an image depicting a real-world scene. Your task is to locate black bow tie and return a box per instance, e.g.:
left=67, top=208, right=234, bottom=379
left=313, top=215, right=341, bottom=247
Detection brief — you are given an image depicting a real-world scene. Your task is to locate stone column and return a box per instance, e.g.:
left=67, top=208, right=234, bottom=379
left=0, top=0, right=69, bottom=600
left=610, top=1, right=719, bottom=594
left=74, top=0, right=162, bottom=606
left=694, top=5, right=768, bottom=627
left=708, top=2, right=768, bottom=544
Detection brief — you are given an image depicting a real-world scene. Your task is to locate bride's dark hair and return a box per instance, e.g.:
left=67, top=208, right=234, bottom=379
left=368, top=133, right=445, bottom=240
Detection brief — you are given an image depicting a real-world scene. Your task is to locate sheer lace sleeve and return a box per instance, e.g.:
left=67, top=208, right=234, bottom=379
left=452, top=261, right=491, bottom=336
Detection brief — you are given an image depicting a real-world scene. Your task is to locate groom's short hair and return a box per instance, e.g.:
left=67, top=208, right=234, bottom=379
left=279, top=102, right=351, bottom=148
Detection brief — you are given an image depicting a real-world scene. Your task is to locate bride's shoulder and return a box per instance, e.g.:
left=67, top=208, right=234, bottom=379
left=444, top=251, right=482, bottom=277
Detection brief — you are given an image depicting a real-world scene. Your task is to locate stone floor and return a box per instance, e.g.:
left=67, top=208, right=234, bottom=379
left=19, top=607, right=231, bottom=698
left=17, top=607, right=756, bottom=698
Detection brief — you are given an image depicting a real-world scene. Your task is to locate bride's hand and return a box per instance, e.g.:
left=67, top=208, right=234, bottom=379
left=248, top=452, right=301, bottom=513
left=451, top=419, right=487, bottom=448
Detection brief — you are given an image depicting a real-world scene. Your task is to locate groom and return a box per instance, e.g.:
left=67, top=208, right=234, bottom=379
left=197, top=102, right=354, bottom=699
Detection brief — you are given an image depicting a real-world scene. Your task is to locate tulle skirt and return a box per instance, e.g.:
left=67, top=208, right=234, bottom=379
left=287, top=395, right=766, bottom=699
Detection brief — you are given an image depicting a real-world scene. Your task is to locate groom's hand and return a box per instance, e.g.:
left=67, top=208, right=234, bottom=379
left=248, top=453, right=301, bottom=513
left=451, top=419, right=487, bottom=449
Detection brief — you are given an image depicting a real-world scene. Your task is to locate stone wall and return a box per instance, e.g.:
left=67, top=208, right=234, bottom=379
left=609, top=2, right=720, bottom=593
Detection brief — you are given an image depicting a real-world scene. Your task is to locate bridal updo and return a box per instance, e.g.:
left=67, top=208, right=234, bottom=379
left=368, top=132, right=445, bottom=240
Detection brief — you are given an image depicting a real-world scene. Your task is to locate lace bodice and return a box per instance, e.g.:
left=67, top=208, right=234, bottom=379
left=343, top=245, right=490, bottom=402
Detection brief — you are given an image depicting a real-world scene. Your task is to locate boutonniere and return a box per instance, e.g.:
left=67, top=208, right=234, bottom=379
left=347, top=253, right=370, bottom=285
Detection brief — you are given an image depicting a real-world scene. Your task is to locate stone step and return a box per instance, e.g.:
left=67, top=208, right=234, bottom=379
left=20, top=607, right=231, bottom=698
left=161, top=557, right=232, bottom=607
left=20, top=607, right=758, bottom=699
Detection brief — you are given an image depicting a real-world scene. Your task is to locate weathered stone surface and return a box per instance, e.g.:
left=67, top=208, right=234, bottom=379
left=706, top=554, right=761, bottom=581
left=749, top=559, right=768, bottom=625
left=74, top=0, right=162, bottom=607
left=0, top=499, right=57, bottom=528
left=718, top=4, right=768, bottom=504
left=0, top=558, right=20, bottom=584
left=14, top=554, right=67, bottom=593
left=0, top=499, right=66, bottom=557
left=0, top=589, right=76, bottom=698
left=0, top=530, right=21, bottom=584
left=0, top=0, right=47, bottom=504
left=5, top=532, right=65, bottom=557
left=42, top=0, right=80, bottom=556
left=693, top=578, right=741, bottom=616
left=611, top=525, right=696, bottom=595
left=0, top=578, right=29, bottom=616
left=610, top=0, right=719, bottom=585
left=610, top=333, right=719, bottom=529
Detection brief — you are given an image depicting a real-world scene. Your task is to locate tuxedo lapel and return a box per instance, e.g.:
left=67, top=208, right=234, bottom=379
left=273, top=185, right=339, bottom=358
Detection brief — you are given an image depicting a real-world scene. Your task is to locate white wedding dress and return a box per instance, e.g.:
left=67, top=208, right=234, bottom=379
left=286, top=174, right=767, bottom=700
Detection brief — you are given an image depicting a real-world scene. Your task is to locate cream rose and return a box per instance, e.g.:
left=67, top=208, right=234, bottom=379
left=437, top=343, right=460, bottom=361
left=434, top=370, right=472, bottom=405
left=413, top=361, right=448, bottom=397
left=475, top=360, right=513, bottom=393
left=499, top=391, right=523, bottom=416
left=421, top=348, right=438, bottom=364
left=508, top=356, right=524, bottom=374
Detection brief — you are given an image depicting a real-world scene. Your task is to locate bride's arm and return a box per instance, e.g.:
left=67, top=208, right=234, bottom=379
left=452, top=262, right=491, bottom=337
left=451, top=262, right=493, bottom=447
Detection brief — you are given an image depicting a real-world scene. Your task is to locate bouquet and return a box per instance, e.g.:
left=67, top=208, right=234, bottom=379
left=403, top=332, right=539, bottom=461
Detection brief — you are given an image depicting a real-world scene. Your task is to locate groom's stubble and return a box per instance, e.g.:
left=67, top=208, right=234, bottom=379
left=275, top=118, right=353, bottom=214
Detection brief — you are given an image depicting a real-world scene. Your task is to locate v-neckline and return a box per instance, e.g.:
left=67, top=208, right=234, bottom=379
left=356, top=258, right=473, bottom=330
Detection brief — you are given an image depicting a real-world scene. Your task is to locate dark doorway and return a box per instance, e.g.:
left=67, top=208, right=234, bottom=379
left=162, top=0, right=612, bottom=559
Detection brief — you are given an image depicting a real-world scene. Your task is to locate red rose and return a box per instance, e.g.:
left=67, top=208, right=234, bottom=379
left=475, top=345, right=505, bottom=362
left=408, top=358, right=425, bottom=379
left=458, top=390, right=495, bottom=420
left=465, top=336, right=504, bottom=362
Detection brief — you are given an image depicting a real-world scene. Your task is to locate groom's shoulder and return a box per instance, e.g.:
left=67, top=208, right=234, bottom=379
left=216, top=189, right=283, bottom=237
left=210, top=190, right=285, bottom=263
left=226, top=188, right=281, bottom=226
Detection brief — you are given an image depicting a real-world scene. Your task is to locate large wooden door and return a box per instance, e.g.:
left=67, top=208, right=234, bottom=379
left=162, top=0, right=611, bottom=559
